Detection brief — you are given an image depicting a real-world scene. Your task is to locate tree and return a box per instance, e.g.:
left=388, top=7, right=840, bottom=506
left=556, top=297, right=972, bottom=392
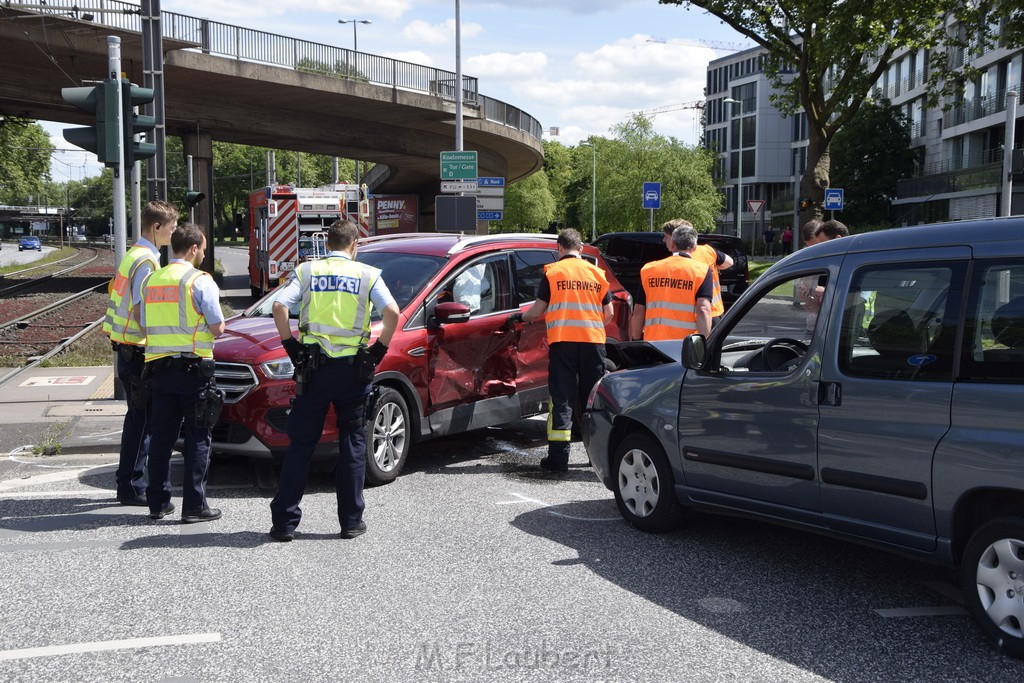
left=829, top=99, right=918, bottom=229
left=565, top=115, right=721, bottom=237
left=660, top=0, right=1005, bottom=225
left=491, top=171, right=555, bottom=232
left=0, top=118, right=53, bottom=205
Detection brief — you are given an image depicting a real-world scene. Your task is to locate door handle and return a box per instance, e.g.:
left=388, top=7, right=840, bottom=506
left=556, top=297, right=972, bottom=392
left=814, top=380, right=842, bottom=406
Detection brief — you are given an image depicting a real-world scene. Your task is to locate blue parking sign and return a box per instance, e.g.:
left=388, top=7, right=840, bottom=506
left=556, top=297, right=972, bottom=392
left=824, top=188, right=844, bottom=211
left=642, top=182, right=661, bottom=210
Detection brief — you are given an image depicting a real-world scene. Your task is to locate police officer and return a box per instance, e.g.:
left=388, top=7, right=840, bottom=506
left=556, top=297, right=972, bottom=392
left=269, top=220, right=399, bottom=542
left=141, top=224, right=226, bottom=523
left=631, top=222, right=714, bottom=341
left=512, top=229, right=612, bottom=472
left=103, top=200, right=177, bottom=506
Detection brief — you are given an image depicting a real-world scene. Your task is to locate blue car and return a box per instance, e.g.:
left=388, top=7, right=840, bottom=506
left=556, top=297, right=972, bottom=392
left=18, top=236, right=42, bottom=251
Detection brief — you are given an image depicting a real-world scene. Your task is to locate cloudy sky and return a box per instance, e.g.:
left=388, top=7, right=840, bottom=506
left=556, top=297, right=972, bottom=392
left=42, top=0, right=749, bottom=180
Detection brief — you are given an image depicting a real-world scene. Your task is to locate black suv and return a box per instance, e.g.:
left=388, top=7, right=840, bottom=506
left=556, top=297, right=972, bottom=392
left=591, top=231, right=749, bottom=308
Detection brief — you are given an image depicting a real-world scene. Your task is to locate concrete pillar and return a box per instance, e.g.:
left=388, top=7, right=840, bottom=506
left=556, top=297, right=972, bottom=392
left=182, top=132, right=215, bottom=274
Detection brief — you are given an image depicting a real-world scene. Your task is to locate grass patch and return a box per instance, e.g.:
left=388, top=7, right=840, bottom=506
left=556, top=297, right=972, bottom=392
left=41, top=327, right=113, bottom=367
left=32, top=420, right=73, bottom=455
left=749, top=260, right=774, bottom=282
left=0, top=246, right=78, bottom=276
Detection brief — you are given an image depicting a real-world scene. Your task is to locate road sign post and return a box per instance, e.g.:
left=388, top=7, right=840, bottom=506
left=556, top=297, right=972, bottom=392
left=824, top=188, right=844, bottom=219
left=440, top=151, right=478, bottom=180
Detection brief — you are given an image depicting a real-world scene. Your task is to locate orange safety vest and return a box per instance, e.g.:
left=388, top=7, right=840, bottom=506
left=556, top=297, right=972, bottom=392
left=640, top=254, right=709, bottom=340
left=692, top=244, right=725, bottom=317
left=543, top=257, right=608, bottom=344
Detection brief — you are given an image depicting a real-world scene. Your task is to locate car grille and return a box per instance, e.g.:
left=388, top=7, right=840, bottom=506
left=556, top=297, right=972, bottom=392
left=214, top=362, right=258, bottom=404
left=265, top=408, right=290, bottom=433
left=211, top=422, right=253, bottom=444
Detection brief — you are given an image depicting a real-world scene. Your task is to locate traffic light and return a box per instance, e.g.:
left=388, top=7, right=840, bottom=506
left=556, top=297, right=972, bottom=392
left=121, top=80, right=157, bottom=166
left=62, top=79, right=120, bottom=166
left=184, top=191, right=206, bottom=209
left=799, top=197, right=814, bottom=210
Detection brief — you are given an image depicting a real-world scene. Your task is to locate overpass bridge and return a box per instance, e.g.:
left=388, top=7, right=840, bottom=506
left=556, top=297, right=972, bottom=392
left=0, top=0, right=545, bottom=230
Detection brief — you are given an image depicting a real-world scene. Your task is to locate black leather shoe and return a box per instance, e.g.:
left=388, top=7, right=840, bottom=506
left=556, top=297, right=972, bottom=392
left=269, top=527, right=294, bottom=542
left=339, top=521, right=367, bottom=539
left=181, top=507, right=222, bottom=524
left=539, top=456, right=569, bottom=472
left=118, top=494, right=148, bottom=507
left=149, top=502, right=176, bottom=520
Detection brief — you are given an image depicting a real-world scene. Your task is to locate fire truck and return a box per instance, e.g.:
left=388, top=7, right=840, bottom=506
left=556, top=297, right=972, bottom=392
left=248, top=183, right=369, bottom=299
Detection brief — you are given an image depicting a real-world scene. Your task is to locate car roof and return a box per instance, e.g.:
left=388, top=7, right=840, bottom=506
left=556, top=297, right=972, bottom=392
left=358, top=232, right=598, bottom=258
left=593, top=231, right=741, bottom=244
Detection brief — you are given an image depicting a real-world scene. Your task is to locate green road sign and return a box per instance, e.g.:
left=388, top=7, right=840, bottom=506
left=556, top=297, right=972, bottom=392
left=440, top=150, right=478, bottom=180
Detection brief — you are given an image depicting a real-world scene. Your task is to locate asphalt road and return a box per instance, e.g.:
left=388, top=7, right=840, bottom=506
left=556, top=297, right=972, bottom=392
left=1, top=423, right=1022, bottom=681
left=0, top=241, right=54, bottom=268
left=1, top=243, right=1021, bottom=679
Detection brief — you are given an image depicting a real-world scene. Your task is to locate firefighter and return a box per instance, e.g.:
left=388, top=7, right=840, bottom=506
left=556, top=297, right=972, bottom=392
left=631, top=222, right=714, bottom=341
left=141, top=224, right=226, bottom=523
left=103, top=200, right=177, bottom=506
left=684, top=223, right=733, bottom=327
left=269, top=220, right=399, bottom=542
left=510, top=229, right=612, bottom=472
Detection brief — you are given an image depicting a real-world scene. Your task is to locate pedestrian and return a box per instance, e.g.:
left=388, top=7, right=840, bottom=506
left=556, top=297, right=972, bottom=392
left=780, top=226, right=793, bottom=254
left=796, top=219, right=848, bottom=335
left=510, top=229, right=612, bottom=472
left=762, top=226, right=776, bottom=256
left=269, top=220, right=399, bottom=542
left=631, top=221, right=714, bottom=341
left=103, top=200, right=178, bottom=506
left=814, top=219, right=849, bottom=241
left=799, top=219, right=822, bottom=249
left=141, top=224, right=226, bottom=523
left=681, top=221, right=733, bottom=327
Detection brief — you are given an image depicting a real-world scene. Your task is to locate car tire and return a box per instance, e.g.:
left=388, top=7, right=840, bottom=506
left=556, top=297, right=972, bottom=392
left=961, top=517, right=1024, bottom=658
left=612, top=431, right=684, bottom=532
left=364, top=386, right=410, bottom=486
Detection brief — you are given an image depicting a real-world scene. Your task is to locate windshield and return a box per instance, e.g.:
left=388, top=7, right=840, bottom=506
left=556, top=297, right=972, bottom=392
left=246, top=252, right=446, bottom=320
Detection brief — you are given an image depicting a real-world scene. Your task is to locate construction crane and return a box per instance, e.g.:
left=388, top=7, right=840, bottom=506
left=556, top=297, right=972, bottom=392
left=637, top=101, right=705, bottom=118
left=646, top=37, right=753, bottom=52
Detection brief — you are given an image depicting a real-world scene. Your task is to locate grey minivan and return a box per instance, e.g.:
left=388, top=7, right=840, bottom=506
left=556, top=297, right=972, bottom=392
left=583, top=217, right=1024, bottom=657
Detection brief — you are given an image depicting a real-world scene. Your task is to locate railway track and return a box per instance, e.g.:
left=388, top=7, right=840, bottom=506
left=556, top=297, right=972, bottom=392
left=0, top=247, right=115, bottom=384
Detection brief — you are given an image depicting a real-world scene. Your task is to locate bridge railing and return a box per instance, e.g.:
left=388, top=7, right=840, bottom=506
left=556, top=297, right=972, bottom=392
left=9, top=0, right=541, bottom=141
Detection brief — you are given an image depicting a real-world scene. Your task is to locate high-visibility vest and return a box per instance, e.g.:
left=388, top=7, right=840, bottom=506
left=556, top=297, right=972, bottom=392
left=543, top=257, right=607, bottom=344
left=640, top=254, right=708, bottom=340
left=298, top=257, right=380, bottom=358
left=142, top=262, right=215, bottom=361
left=692, top=244, right=725, bottom=317
left=103, top=245, right=158, bottom=345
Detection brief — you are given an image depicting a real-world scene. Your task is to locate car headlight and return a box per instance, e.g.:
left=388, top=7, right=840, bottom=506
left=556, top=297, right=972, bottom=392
left=261, top=358, right=295, bottom=379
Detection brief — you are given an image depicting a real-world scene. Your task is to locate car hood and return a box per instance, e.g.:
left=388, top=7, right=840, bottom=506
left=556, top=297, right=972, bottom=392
left=214, top=316, right=284, bottom=363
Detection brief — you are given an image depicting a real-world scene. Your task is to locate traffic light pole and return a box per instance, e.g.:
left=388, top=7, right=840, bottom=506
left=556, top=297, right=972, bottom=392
left=108, top=37, right=127, bottom=269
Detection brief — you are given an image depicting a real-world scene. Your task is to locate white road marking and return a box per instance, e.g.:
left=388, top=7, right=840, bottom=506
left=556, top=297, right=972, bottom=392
left=0, top=633, right=222, bottom=661
left=496, top=492, right=619, bottom=522
left=874, top=606, right=967, bottom=618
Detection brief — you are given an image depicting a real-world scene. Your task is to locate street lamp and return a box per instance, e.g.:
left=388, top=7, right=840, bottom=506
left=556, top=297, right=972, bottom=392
left=580, top=142, right=597, bottom=242
left=724, top=97, right=743, bottom=238
left=338, top=19, right=372, bottom=186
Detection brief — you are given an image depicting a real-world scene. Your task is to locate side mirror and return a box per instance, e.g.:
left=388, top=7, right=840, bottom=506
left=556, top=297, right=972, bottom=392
left=681, top=334, right=706, bottom=370
left=433, top=301, right=471, bottom=325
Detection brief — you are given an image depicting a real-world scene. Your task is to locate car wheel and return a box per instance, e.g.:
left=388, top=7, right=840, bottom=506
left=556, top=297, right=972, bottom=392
left=612, top=431, right=683, bottom=532
left=364, top=386, right=410, bottom=486
left=961, top=517, right=1024, bottom=658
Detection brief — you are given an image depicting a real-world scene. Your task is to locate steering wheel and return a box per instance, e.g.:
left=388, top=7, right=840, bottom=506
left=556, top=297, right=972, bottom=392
left=761, top=337, right=809, bottom=371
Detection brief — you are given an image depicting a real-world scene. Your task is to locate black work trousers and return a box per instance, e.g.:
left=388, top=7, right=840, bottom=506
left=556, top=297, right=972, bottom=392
left=546, top=341, right=606, bottom=465
left=270, top=358, right=371, bottom=533
left=114, top=343, right=150, bottom=500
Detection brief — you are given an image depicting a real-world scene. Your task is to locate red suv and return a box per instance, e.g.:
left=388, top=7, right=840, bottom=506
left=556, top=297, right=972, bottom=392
left=210, top=233, right=632, bottom=484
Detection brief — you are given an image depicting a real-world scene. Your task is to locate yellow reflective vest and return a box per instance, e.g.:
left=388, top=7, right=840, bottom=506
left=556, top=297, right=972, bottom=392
left=297, top=257, right=380, bottom=358
left=692, top=244, right=725, bottom=318
left=543, top=257, right=608, bottom=344
left=103, top=245, right=158, bottom=345
left=142, top=262, right=215, bottom=361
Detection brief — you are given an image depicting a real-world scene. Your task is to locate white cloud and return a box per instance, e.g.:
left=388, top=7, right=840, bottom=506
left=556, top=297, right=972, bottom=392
left=382, top=50, right=436, bottom=66
left=464, top=52, right=547, bottom=80
left=402, top=19, right=483, bottom=45
left=469, top=0, right=640, bottom=15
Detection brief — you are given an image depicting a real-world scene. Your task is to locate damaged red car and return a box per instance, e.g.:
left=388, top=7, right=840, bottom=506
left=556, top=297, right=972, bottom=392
left=210, top=233, right=632, bottom=484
